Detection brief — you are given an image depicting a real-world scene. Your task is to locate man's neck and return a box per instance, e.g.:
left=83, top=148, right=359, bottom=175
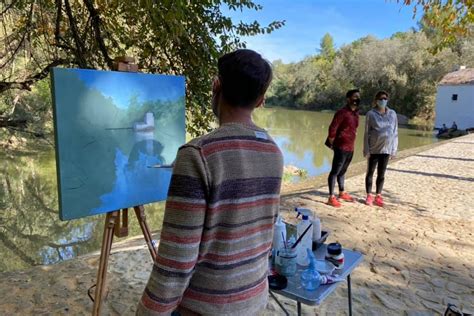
left=219, top=103, right=256, bottom=127
left=348, top=104, right=358, bottom=112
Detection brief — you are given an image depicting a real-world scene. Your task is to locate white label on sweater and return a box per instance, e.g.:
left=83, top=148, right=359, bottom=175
left=255, top=131, right=268, bottom=140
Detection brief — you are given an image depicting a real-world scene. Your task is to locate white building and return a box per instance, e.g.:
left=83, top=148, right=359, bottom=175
left=435, top=67, right=474, bottom=130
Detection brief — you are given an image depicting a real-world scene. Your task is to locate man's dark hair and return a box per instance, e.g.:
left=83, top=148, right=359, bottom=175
left=374, top=90, right=389, bottom=100
left=218, top=49, right=273, bottom=108
left=346, top=89, right=360, bottom=98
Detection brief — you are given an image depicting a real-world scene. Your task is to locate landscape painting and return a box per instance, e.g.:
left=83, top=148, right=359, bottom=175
left=51, top=68, right=185, bottom=220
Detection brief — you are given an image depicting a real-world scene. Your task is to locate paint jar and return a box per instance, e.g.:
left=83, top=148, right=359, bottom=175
left=276, top=247, right=297, bottom=277
left=325, top=242, right=344, bottom=270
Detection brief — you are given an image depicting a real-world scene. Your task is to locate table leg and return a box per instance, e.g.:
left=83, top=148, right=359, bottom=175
left=297, top=301, right=301, bottom=316
left=347, top=274, right=352, bottom=316
left=269, top=291, right=290, bottom=316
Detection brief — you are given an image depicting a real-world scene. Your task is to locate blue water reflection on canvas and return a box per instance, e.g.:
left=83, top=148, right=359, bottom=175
left=51, top=68, right=185, bottom=220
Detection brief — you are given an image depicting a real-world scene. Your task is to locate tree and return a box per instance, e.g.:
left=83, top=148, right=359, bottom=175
left=319, top=33, right=336, bottom=61
left=398, top=0, right=474, bottom=51
left=266, top=30, right=473, bottom=123
left=0, top=1, right=284, bottom=136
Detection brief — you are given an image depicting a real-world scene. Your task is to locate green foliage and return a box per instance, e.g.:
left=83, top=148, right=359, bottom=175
left=399, top=0, right=474, bottom=51
left=267, top=31, right=474, bottom=123
left=0, top=0, right=284, bottom=137
left=0, top=78, right=54, bottom=138
left=319, top=33, right=336, bottom=61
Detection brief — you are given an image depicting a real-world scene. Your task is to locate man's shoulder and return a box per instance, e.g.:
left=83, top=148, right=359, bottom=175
left=183, top=124, right=275, bottom=149
left=336, top=106, right=355, bottom=117
left=336, top=107, right=347, bottom=114
left=184, top=134, right=207, bottom=149
left=183, top=126, right=232, bottom=149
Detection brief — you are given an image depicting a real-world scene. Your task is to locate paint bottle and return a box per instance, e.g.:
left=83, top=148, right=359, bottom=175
left=312, top=216, right=321, bottom=241
left=272, top=216, right=286, bottom=265
left=296, top=214, right=313, bottom=266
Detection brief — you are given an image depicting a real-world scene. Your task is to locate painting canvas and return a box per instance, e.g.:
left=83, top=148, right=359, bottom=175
left=51, top=68, right=185, bottom=220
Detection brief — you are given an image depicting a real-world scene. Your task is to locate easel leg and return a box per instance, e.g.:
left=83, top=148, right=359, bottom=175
left=134, top=205, right=157, bottom=260
left=297, top=301, right=302, bottom=316
left=92, top=211, right=119, bottom=316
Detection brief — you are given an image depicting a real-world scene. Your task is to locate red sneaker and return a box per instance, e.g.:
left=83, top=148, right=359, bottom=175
left=365, top=194, right=373, bottom=206
left=339, top=192, right=354, bottom=202
left=327, top=196, right=341, bottom=207
left=374, top=195, right=384, bottom=207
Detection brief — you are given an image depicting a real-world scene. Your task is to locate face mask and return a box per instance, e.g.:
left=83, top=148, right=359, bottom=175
left=377, top=99, right=388, bottom=108
left=353, top=98, right=361, bottom=106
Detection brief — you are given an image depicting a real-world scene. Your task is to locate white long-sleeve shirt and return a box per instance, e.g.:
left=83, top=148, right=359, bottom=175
left=363, top=107, right=398, bottom=157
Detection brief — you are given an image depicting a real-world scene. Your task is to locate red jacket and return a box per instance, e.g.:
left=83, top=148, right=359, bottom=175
left=328, top=106, right=359, bottom=152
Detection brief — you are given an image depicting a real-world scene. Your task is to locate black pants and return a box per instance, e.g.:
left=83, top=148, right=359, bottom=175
left=365, top=154, right=390, bottom=194
left=328, top=148, right=353, bottom=196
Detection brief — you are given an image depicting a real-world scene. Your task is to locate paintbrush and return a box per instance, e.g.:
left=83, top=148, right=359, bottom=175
left=281, top=231, right=287, bottom=249
left=291, top=223, right=313, bottom=249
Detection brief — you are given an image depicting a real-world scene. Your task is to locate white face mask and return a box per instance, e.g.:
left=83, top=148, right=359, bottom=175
left=377, top=99, right=388, bottom=108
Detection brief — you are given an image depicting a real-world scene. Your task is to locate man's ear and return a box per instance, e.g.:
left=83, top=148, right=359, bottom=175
left=255, top=95, right=265, bottom=109
left=212, top=77, right=221, bottom=93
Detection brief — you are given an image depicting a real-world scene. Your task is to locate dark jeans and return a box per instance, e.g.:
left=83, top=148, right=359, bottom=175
left=365, top=154, right=390, bottom=194
left=328, top=148, right=354, bottom=196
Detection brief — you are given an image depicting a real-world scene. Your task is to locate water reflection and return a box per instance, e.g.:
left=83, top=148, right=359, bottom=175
left=253, top=108, right=437, bottom=178
left=0, top=148, right=165, bottom=272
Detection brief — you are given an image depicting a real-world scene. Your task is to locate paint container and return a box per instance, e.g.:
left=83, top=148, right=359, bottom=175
left=276, top=247, right=297, bottom=277
left=325, top=242, right=344, bottom=270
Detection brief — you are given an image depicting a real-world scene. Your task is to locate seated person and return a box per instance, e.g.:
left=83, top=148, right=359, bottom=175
left=438, top=124, right=448, bottom=135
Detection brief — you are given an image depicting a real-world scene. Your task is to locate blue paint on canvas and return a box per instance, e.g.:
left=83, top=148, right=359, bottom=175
left=51, top=68, right=185, bottom=220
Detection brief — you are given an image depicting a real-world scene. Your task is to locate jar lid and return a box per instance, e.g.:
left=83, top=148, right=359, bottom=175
left=327, top=242, right=342, bottom=255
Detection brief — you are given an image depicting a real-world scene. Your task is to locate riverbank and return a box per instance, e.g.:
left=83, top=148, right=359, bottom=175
left=0, top=135, right=473, bottom=315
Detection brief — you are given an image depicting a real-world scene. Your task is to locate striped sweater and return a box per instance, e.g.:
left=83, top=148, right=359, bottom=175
left=137, top=123, right=284, bottom=316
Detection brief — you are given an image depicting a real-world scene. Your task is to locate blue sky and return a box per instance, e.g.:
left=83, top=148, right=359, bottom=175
left=224, top=0, right=423, bottom=63
left=76, top=69, right=185, bottom=108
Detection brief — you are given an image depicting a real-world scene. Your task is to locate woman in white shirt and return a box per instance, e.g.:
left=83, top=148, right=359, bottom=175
left=363, top=90, right=398, bottom=207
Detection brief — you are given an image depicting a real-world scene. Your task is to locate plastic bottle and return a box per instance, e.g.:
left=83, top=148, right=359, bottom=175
left=295, top=207, right=313, bottom=220
left=295, top=208, right=321, bottom=243
left=312, top=216, right=321, bottom=241
left=272, top=216, right=286, bottom=265
left=296, top=213, right=313, bottom=266
left=300, top=248, right=321, bottom=291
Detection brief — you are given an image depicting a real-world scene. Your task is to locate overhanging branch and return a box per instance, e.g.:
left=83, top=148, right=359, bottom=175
left=82, top=0, right=114, bottom=69
left=0, top=59, right=66, bottom=93
left=64, top=0, right=87, bottom=67
left=0, top=2, right=35, bottom=69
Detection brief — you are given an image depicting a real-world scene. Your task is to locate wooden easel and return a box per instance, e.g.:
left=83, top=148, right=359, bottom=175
left=91, top=57, right=156, bottom=316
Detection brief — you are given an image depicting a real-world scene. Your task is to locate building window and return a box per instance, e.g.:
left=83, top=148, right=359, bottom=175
left=452, top=94, right=458, bottom=101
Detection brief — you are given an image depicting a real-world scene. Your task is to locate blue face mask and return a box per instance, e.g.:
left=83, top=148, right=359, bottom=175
left=377, top=99, right=388, bottom=108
